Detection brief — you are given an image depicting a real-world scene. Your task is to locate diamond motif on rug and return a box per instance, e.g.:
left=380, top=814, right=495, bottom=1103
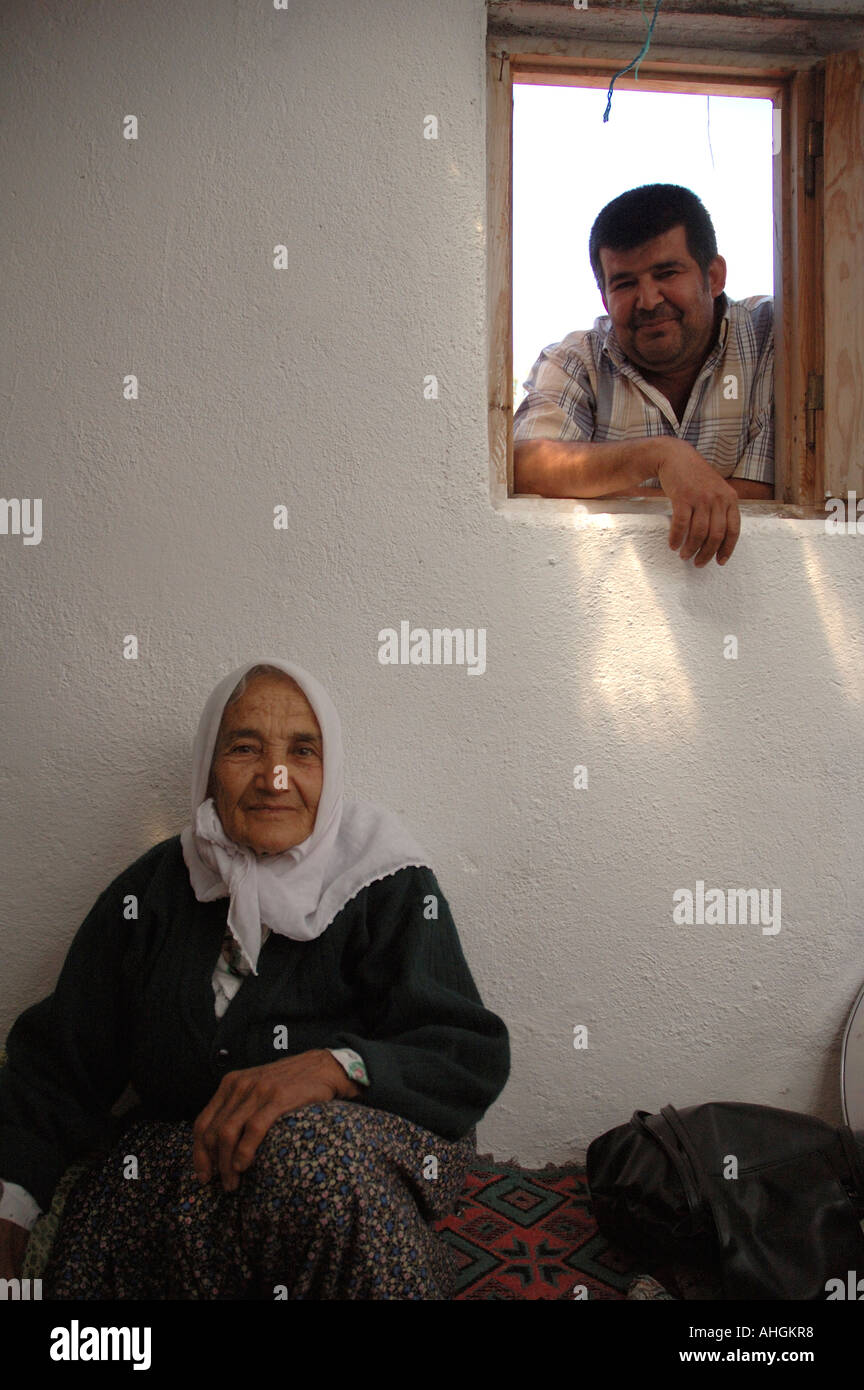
left=435, top=1162, right=639, bottom=1300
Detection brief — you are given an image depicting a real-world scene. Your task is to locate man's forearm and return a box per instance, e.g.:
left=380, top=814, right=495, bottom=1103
left=513, top=438, right=660, bottom=498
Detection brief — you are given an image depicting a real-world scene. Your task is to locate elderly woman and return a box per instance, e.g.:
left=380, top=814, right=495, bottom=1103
left=0, top=659, right=509, bottom=1299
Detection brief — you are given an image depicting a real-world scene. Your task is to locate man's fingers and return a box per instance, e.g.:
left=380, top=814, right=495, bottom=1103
left=716, top=501, right=741, bottom=564
left=668, top=500, right=692, bottom=552
left=693, top=504, right=730, bottom=567
left=660, top=444, right=744, bottom=568
left=679, top=504, right=710, bottom=561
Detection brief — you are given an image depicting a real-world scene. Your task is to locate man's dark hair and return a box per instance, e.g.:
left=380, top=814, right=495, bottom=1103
left=589, top=184, right=718, bottom=294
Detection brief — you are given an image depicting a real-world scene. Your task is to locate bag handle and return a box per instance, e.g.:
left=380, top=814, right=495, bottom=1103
left=659, top=1105, right=722, bottom=1241
left=634, top=1108, right=703, bottom=1218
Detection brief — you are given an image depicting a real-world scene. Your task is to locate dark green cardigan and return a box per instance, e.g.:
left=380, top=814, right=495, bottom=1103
left=0, top=837, right=510, bottom=1212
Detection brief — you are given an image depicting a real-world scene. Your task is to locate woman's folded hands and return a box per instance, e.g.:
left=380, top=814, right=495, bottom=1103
left=191, top=1049, right=360, bottom=1193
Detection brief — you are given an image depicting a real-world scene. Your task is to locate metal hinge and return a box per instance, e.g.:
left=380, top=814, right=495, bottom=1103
left=805, top=120, right=823, bottom=197
left=806, top=371, right=824, bottom=451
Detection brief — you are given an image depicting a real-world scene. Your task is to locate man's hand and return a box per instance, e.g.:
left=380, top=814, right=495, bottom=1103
left=515, top=437, right=747, bottom=564
left=654, top=439, right=741, bottom=566
left=0, top=1216, right=29, bottom=1281
left=192, top=1050, right=360, bottom=1192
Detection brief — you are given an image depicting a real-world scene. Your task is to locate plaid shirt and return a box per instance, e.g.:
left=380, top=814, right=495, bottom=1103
left=513, top=294, right=774, bottom=486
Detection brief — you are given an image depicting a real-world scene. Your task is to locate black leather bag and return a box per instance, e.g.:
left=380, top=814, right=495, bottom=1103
left=586, top=1101, right=864, bottom=1300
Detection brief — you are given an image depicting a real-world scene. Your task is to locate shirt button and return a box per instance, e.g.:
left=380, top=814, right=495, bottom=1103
left=217, top=1048, right=229, bottom=1056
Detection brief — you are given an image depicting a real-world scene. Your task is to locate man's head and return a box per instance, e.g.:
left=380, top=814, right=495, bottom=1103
left=589, top=185, right=719, bottom=295
left=589, top=185, right=726, bottom=377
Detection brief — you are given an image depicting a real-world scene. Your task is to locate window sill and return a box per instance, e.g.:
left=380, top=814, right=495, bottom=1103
left=494, top=493, right=832, bottom=535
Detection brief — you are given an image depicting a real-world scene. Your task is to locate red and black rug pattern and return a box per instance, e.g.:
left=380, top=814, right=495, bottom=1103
left=434, top=1160, right=640, bottom=1300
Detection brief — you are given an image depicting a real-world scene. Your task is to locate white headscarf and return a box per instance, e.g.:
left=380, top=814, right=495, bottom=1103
left=180, top=659, right=432, bottom=974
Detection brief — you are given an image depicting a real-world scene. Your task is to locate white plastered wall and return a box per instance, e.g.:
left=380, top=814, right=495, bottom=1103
left=1, top=0, right=862, bottom=1165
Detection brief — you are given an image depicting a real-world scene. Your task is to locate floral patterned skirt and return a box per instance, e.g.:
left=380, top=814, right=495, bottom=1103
left=42, top=1101, right=474, bottom=1300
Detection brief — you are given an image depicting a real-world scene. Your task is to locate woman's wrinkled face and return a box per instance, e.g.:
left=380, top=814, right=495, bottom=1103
left=208, top=673, right=323, bottom=856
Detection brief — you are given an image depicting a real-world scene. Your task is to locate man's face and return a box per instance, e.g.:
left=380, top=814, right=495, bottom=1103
left=599, top=225, right=726, bottom=376
left=209, top=673, right=323, bottom=856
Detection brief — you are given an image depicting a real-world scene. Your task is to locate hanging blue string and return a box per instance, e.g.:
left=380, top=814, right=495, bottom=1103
left=633, top=0, right=653, bottom=80
left=603, top=0, right=664, bottom=123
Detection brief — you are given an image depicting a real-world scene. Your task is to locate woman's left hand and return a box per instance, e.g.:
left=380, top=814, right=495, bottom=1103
left=192, top=1050, right=360, bottom=1192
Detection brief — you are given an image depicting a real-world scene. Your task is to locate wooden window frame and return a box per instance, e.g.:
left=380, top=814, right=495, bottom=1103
left=487, top=38, right=862, bottom=519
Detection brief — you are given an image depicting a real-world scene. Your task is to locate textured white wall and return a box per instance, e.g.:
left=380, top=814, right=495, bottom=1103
left=2, top=0, right=862, bottom=1166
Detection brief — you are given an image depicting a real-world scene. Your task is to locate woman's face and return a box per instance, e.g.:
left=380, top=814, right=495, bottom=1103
left=208, top=673, right=323, bottom=856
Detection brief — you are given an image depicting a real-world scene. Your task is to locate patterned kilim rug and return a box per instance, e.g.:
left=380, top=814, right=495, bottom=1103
left=435, top=1159, right=650, bottom=1301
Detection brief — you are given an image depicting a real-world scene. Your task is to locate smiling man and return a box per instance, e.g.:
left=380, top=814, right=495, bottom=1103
left=513, top=184, right=774, bottom=566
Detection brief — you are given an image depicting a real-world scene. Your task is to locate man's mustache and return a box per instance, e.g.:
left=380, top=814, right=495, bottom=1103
left=632, top=310, right=681, bottom=327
